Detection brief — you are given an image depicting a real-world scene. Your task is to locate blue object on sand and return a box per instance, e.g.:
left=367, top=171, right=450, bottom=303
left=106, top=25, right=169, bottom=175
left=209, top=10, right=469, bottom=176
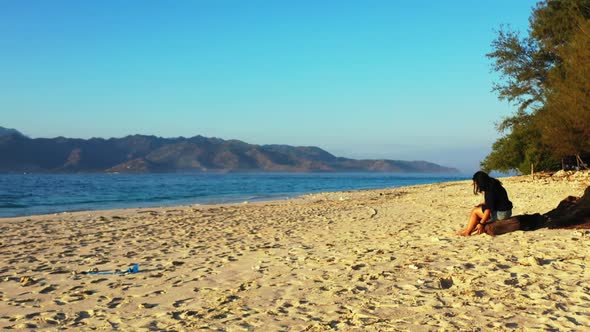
left=85, top=264, right=140, bottom=275
left=126, top=264, right=140, bottom=274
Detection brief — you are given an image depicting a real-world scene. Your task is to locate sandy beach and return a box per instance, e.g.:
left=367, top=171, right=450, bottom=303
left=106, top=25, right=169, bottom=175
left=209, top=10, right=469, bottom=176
left=1, top=174, right=589, bottom=331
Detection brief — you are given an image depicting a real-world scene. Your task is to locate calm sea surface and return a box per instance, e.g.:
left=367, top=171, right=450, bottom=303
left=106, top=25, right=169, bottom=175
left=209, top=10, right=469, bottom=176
left=0, top=173, right=469, bottom=218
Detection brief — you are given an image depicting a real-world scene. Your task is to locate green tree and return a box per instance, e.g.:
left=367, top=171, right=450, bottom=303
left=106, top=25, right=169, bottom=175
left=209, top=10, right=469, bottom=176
left=537, top=15, right=590, bottom=157
left=484, top=0, right=590, bottom=173
left=480, top=114, right=559, bottom=174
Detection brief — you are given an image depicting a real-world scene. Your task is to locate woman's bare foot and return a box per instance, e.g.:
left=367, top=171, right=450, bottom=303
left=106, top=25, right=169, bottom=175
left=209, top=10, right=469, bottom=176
left=456, top=229, right=470, bottom=236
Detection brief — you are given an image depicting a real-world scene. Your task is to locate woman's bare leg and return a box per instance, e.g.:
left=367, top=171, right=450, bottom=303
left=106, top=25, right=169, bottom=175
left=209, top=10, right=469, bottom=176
left=456, top=207, right=485, bottom=236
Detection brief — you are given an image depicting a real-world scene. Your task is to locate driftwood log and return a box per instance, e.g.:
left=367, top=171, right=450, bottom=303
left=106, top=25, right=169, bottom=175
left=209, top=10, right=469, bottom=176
left=483, top=185, right=590, bottom=236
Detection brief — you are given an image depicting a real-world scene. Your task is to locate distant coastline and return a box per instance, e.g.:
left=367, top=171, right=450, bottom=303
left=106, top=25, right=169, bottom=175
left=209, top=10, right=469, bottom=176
left=0, top=129, right=459, bottom=174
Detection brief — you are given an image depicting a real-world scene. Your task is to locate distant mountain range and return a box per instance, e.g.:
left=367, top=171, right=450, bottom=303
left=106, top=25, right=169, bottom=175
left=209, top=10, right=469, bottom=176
left=0, top=126, right=25, bottom=138
left=0, top=127, right=459, bottom=173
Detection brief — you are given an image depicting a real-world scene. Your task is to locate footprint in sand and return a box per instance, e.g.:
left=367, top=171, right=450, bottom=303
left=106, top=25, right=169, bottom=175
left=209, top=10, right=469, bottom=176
left=351, top=264, right=366, bottom=271
left=90, top=277, right=109, bottom=284
left=438, top=277, right=454, bottom=289
left=75, top=310, right=93, bottom=323
left=173, top=298, right=193, bottom=308
left=171, top=310, right=202, bottom=320
left=219, top=295, right=240, bottom=306
left=52, top=312, right=67, bottom=322
left=107, top=297, right=124, bottom=309
left=40, top=285, right=57, bottom=294
left=24, top=312, right=40, bottom=320
left=9, top=323, right=38, bottom=329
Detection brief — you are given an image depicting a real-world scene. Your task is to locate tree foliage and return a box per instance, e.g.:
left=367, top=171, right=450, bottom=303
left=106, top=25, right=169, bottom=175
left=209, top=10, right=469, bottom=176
left=487, top=28, right=549, bottom=114
left=482, top=0, right=590, bottom=174
left=537, top=15, right=590, bottom=156
left=481, top=114, right=559, bottom=174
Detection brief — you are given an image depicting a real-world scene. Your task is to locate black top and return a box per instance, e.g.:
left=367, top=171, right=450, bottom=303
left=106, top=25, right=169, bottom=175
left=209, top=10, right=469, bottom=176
left=483, top=181, right=513, bottom=212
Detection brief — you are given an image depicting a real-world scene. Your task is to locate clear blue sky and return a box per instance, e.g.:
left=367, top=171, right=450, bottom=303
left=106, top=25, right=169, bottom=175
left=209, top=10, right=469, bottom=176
left=0, top=0, right=538, bottom=173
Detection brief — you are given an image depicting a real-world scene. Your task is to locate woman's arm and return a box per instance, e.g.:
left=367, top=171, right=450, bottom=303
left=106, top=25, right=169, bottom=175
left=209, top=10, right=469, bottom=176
left=480, top=209, right=492, bottom=224
left=476, top=209, right=492, bottom=234
left=481, top=194, right=491, bottom=223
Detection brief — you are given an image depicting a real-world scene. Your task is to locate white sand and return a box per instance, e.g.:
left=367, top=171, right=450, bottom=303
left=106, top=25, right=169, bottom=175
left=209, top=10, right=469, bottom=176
left=1, top=174, right=589, bottom=330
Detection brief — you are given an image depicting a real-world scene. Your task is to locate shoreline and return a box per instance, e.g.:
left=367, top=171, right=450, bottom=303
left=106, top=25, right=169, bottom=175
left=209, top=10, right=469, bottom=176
left=0, top=172, right=468, bottom=219
left=1, top=175, right=589, bottom=330
left=1, top=178, right=470, bottom=222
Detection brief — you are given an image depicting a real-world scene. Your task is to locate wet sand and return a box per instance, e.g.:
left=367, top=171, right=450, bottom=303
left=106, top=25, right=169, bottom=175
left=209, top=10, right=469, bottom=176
left=1, top=174, right=589, bottom=330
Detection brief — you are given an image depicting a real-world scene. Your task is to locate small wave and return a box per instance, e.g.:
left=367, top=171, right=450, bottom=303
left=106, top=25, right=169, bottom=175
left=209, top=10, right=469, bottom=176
left=0, top=203, right=28, bottom=208
left=0, top=193, right=33, bottom=199
left=246, top=194, right=292, bottom=202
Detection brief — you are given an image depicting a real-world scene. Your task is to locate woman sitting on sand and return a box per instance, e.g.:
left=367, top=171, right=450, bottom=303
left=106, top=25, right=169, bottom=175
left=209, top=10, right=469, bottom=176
left=456, top=171, right=513, bottom=236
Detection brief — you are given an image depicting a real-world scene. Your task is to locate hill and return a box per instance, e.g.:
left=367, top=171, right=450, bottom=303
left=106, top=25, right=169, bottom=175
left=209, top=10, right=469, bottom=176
left=0, top=132, right=459, bottom=173
left=0, top=126, right=25, bottom=137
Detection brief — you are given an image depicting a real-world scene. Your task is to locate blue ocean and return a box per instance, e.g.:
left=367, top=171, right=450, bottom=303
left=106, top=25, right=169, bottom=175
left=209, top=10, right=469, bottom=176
left=0, top=173, right=468, bottom=218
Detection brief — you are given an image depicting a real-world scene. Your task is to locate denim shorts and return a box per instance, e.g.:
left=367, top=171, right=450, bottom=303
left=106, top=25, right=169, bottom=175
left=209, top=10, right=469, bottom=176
left=491, top=210, right=512, bottom=221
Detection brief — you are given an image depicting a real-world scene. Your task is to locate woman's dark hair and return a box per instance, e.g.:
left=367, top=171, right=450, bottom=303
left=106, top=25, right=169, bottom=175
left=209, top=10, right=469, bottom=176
left=472, top=171, right=502, bottom=194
